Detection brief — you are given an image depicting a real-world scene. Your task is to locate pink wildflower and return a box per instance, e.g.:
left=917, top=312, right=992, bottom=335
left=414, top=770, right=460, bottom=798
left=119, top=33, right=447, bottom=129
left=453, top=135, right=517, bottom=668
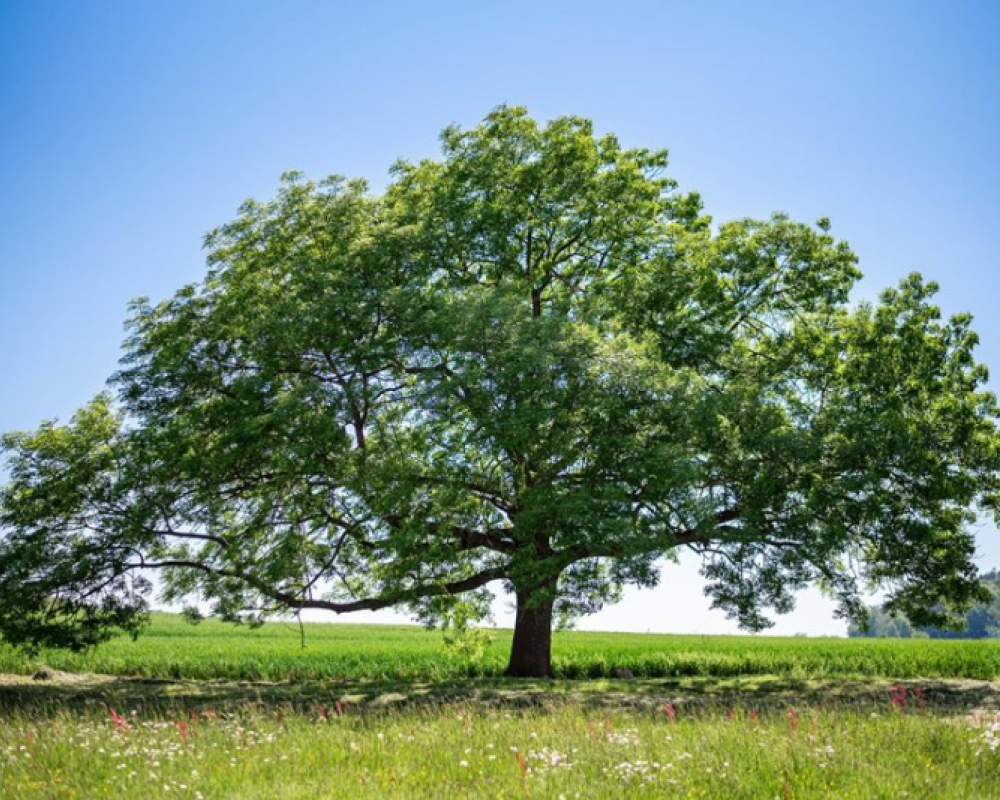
left=109, top=708, right=131, bottom=731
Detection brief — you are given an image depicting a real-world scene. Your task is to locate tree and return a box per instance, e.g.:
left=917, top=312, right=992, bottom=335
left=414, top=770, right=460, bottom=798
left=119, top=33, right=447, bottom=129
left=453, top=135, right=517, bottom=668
left=849, top=570, right=1000, bottom=638
left=2, top=107, right=999, bottom=677
left=847, top=605, right=915, bottom=638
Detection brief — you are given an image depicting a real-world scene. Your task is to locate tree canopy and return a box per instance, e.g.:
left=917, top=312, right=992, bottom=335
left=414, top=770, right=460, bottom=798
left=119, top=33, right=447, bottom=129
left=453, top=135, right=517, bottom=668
left=2, top=107, right=999, bottom=676
left=849, top=570, right=1000, bottom=638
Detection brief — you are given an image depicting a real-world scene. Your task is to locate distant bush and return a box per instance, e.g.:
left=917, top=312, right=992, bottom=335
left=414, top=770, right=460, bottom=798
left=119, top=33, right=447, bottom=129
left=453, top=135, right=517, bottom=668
left=849, top=570, right=1000, bottom=639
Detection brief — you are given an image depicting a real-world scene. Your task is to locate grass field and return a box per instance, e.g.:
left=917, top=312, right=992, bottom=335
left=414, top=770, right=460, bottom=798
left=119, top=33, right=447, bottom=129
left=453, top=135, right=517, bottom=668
left=3, top=613, right=1000, bottom=682
left=2, top=682, right=999, bottom=798
left=3, top=615, right=1000, bottom=797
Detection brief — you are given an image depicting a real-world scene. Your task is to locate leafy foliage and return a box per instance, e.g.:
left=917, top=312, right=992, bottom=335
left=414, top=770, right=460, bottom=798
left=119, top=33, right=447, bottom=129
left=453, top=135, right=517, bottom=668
left=2, top=107, right=999, bottom=674
left=849, top=570, right=1000, bottom=638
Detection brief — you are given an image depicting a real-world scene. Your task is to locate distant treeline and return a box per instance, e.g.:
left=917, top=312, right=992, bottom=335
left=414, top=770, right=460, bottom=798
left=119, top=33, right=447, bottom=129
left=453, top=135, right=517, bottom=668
left=848, top=570, right=1000, bottom=638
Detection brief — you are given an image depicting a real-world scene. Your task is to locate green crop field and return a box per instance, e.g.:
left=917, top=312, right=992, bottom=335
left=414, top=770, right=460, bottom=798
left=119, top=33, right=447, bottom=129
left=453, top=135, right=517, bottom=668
left=3, top=615, right=1000, bottom=797
left=2, top=613, right=999, bottom=682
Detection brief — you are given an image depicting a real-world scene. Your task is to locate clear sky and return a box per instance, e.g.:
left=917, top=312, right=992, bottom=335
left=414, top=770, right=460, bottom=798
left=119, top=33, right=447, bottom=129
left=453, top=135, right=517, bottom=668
left=2, top=0, right=998, bottom=635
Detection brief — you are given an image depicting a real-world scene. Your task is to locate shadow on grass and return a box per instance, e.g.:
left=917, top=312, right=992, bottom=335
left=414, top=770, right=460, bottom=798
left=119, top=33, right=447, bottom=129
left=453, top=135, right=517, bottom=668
left=3, top=671, right=1000, bottom=720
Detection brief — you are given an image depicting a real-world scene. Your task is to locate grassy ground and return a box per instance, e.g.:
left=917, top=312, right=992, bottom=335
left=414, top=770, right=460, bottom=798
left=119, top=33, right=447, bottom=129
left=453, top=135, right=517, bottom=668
left=3, top=613, right=1000, bottom=682
left=4, top=671, right=1000, bottom=719
left=4, top=616, right=1000, bottom=796
left=2, top=674, right=999, bottom=798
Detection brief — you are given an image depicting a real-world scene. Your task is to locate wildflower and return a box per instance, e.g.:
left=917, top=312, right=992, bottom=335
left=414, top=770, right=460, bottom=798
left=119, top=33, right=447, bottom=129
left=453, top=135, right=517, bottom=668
left=788, top=707, right=799, bottom=731
left=606, top=729, right=639, bottom=746
left=528, top=748, right=573, bottom=772
left=969, top=710, right=1000, bottom=756
left=607, top=760, right=662, bottom=784
left=516, top=751, right=527, bottom=777
left=109, top=708, right=131, bottom=731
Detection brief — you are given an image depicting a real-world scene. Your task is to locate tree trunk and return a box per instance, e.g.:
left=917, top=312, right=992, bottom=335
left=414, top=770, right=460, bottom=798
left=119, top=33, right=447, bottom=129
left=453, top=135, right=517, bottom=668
left=504, top=583, right=556, bottom=678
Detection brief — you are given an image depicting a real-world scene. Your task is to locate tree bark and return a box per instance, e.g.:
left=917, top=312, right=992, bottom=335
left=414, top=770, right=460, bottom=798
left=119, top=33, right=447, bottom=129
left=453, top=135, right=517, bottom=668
left=504, top=581, right=556, bottom=678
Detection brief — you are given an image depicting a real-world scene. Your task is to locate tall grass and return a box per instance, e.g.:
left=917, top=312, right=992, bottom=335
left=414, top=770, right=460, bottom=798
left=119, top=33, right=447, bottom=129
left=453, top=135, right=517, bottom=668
left=2, top=614, right=999, bottom=682
left=2, top=701, right=997, bottom=798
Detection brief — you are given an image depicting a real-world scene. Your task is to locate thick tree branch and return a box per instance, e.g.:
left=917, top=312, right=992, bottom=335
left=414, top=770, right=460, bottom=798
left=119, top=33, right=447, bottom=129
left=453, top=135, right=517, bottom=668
left=123, top=558, right=508, bottom=613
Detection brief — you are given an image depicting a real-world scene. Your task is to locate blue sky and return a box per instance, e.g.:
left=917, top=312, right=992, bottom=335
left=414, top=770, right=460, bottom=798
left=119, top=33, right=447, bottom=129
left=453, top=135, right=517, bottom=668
left=1, top=0, right=998, bottom=634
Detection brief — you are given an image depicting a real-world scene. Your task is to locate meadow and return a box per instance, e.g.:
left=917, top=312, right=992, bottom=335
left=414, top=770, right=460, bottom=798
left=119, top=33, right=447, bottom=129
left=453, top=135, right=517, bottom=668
left=3, top=615, right=1000, bottom=797
left=2, top=613, right=999, bottom=682
left=2, top=681, right=999, bottom=798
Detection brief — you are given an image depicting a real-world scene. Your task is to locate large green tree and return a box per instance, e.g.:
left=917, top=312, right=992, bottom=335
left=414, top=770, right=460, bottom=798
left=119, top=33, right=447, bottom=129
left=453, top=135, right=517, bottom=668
left=2, top=108, right=999, bottom=677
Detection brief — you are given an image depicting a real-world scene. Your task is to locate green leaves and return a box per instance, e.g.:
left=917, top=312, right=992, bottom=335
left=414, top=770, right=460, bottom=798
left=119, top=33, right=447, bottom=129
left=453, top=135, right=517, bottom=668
left=0, top=397, right=151, bottom=650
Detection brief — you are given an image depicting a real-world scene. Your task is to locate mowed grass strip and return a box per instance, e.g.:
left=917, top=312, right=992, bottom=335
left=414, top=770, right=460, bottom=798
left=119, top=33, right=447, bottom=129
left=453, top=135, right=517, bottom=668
left=2, top=614, right=1000, bottom=682
left=2, top=701, right=997, bottom=799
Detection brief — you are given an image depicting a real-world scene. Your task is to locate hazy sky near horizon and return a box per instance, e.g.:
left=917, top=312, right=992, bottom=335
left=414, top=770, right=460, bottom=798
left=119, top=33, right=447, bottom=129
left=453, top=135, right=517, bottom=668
left=2, top=1, right=998, bottom=635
